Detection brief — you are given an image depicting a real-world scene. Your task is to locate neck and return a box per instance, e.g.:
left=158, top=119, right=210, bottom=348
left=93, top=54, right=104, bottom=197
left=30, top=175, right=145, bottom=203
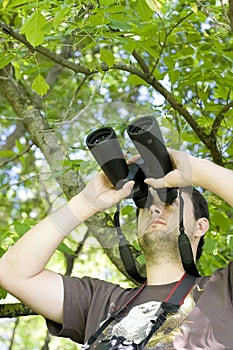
left=146, top=261, right=185, bottom=285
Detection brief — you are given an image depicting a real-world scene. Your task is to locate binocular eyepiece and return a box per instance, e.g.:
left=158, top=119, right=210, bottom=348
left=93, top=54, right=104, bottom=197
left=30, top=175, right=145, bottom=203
left=86, top=116, right=177, bottom=208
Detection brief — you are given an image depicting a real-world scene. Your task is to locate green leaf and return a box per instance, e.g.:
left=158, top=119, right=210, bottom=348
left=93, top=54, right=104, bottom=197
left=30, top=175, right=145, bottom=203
left=124, top=40, right=136, bottom=53
left=0, top=247, right=6, bottom=258
left=99, top=0, right=115, bottom=5
left=121, top=205, right=135, bottom=216
left=228, top=235, right=233, bottom=248
left=13, top=222, right=31, bottom=237
left=0, top=52, right=15, bottom=69
left=137, top=253, right=146, bottom=264
left=0, top=286, right=7, bottom=300
left=100, top=48, right=115, bottom=67
left=6, top=0, right=28, bottom=8
left=145, top=0, right=162, bottom=11
left=169, top=69, right=180, bottom=84
left=164, top=56, right=175, bottom=70
left=181, top=131, right=198, bottom=143
left=0, top=149, right=16, bottom=157
left=20, top=10, right=47, bottom=46
left=212, top=211, right=230, bottom=231
left=204, top=237, right=217, bottom=254
left=53, top=8, right=67, bottom=29
left=109, top=19, right=132, bottom=31
left=88, top=13, right=109, bottom=26
left=127, top=74, right=148, bottom=85
left=3, top=0, right=10, bottom=9
left=32, top=74, right=49, bottom=96
left=137, top=0, right=153, bottom=21
left=57, top=242, right=75, bottom=255
left=12, top=61, right=21, bottom=80
left=190, top=2, right=198, bottom=13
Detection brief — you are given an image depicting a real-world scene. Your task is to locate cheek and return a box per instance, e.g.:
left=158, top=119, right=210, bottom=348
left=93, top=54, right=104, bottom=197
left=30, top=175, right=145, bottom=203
left=137, top=216, right=144, bottom=234
left=137, top=212, right=149, bottom=234
left=166, top=210, right=180, bottom=232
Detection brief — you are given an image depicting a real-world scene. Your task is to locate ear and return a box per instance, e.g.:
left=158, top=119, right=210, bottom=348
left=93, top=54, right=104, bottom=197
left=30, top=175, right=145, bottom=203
left=194, top=217, right=209, bottom=237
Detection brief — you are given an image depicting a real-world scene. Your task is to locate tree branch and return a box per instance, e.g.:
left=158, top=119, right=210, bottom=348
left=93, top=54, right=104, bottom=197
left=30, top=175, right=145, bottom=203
left=132, top=50, right=150, bottom=75
left=111, top=62, right=223, bottom=165
left=228, top=0, right=233, bottom=31
left=0, top=143, right=34, bottom=167
left=0, top=21, right=224, bottom=164
left=211, top=100, right=233, bottom=136
left=0, top=303, right=36, bottom=318
left=0, top=67, right=81, bottom=198
left=0, top=21, right=91, bottom=76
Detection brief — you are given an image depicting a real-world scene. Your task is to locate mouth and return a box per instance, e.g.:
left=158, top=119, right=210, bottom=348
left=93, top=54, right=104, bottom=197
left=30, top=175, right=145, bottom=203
left=146, top=218, right=166, bottom=230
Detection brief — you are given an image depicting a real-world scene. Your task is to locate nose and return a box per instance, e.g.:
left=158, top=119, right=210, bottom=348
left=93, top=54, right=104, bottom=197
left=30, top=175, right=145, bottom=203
left=150, top=204, right=163, bottom=215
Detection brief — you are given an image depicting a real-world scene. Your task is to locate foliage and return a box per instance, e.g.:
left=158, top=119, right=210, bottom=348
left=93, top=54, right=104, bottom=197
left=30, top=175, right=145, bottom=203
left=0, top=0, right=233, bottom=347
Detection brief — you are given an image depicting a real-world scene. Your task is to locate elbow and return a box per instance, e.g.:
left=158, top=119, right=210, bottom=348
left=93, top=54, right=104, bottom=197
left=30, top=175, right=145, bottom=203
left=0, top=252, right=17, bottom=292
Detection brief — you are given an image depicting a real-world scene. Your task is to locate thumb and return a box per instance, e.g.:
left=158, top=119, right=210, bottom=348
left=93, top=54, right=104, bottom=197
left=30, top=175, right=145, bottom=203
left=144, top=177, right=166, bottom=189
left=145, top=170, right=180, bottom=188
left=114, top=180, right=135, bottom=202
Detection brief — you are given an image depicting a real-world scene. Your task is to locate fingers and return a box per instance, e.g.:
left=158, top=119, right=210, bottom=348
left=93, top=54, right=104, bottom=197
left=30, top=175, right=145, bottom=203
left=145, top=170, right=181, bottom=188
left=144, top=177, right=166, bottom=188
left=114, top=180, right=135, bottom=202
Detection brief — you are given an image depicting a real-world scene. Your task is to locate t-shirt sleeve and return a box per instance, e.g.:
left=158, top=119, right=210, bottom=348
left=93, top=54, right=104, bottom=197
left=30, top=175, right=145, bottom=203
left=46, top=275, right=125, bottom=344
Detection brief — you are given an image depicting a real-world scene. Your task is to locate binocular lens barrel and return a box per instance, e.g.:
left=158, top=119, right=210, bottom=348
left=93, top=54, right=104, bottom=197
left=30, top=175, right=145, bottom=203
left=127, top=116, right=171, bottom=178
left=86, top=128, right=113, bottom=145
left=127, top=116, right=177, bottom=203
left=86, top=127, right=129, bottom=188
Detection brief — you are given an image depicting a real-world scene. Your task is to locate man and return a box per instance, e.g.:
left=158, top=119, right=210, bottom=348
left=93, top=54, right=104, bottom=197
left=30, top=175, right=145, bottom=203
left=0, top=149, right=232, bottom=349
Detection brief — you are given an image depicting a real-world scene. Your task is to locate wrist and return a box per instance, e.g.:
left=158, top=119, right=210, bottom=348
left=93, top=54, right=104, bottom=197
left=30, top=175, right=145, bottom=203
left=68, top=192, right=98, bottom=223
left=190, top=156, right=210, bottom=187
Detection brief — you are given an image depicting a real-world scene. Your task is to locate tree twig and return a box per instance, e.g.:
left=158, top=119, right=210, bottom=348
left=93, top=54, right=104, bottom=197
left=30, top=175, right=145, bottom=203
left=9, top=318, right=19, bottom=350
left=132, top=50, right=150, bottom=75
left=0, top=21, right=91, bottom=76
left=0, top=143, right=34, bottom=167
left=211, top=100, right=233, bottom=136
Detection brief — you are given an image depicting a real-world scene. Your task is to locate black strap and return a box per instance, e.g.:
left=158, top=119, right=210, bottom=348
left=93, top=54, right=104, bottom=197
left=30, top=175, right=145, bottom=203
left=114, top=203, right=146, bottom=284
left=178, top=191, right=200, bottom=277
left=138, top=273, right=196, bottom=348
left=115, top=193, right=201, bottom=283
left=138, top=302, right=179, bottom=349
left=84, top=281, right=147, bottom=348
left=84, top=274, right=196, bottom=349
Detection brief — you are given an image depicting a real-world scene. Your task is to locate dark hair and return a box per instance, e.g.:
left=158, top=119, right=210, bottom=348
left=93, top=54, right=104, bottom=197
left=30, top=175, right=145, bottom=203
left=189, top=187, right=209, bottom=260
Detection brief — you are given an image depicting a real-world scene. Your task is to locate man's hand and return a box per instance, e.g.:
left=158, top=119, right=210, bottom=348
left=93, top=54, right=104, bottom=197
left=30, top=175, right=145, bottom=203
left=81, top=171, right=135, bottom=212
left=144, top=149, right=193, bottom=189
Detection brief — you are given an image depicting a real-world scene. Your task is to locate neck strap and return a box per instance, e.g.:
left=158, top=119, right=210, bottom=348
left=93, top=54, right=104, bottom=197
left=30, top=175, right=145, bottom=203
left=178, top=190, right=200, bottom=277
left=138, top=273, right=196, bottom=349
left=84, top=273, right=196, bottom=349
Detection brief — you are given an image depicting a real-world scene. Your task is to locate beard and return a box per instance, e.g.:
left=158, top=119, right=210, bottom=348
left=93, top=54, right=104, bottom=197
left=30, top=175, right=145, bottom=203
left=138, top=226, right=181, bottom=266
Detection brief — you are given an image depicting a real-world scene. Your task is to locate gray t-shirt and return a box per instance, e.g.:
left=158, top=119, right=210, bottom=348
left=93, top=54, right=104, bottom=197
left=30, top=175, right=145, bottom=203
left=47, top=261, right=233, bottom=349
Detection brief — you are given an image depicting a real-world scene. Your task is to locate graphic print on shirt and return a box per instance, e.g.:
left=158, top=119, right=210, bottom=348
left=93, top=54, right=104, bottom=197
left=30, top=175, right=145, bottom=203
left=99, top=293, right=196, bottom=349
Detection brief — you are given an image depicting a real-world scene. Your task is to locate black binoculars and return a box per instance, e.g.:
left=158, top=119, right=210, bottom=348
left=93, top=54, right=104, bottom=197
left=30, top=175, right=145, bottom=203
left=86, top=116, right=177, bottom=208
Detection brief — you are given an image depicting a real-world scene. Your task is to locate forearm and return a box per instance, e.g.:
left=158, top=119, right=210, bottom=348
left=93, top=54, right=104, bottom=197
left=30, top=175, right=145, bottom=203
left=191, top=156, right=233, bottom=206
left=0, top=193, right=97, bottom=279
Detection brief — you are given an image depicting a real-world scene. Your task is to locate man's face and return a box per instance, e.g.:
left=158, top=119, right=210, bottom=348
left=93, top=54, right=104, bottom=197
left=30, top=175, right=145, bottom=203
left=137, top=189, right=197, bottom=259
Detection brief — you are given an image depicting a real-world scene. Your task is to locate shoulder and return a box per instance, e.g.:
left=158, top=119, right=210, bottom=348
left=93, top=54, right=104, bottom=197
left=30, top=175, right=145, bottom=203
left=192, top=262, right=233, bottom=302
left=196, top=262, right=233, bottom=293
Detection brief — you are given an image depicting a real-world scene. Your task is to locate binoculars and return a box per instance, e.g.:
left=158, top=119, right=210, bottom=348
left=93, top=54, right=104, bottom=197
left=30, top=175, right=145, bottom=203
left=86, top=116, right=177, bottom=208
